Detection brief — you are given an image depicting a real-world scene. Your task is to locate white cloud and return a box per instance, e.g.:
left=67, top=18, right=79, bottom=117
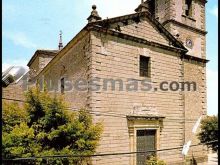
left=2, top=60, right=28, bottom=72
left=209, top=6, right=218, bottom=18
left=3, top=31, right=37, bottom=49
left=2, top=63, right=12, bottom=72
left=207, top=69, right=218, bottom=115
left=84, top=0, right=139, bottom=18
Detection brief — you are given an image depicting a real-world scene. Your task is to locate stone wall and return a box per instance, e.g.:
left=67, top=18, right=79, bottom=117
left=119, top=17, right=170, bottom=46
left=156, top=0, right=174, bottom=23
left=28, top=51, right=57, bottom=79
left=37, top=33, right=91, bottom=110
left=29, top=56, right=40, bottom=79
left=90, top=30, right=187, bottom=164
left=157, top=0, right=206, bottom=31
left=183, top=60, right=208, bottom=163
left=156, top=0, right=207, bottom=60
left=170, top=25, right=206, bottom=58
left=39, top=54, right=55, bottom=71
left=2, top=81, right=25, bottom=107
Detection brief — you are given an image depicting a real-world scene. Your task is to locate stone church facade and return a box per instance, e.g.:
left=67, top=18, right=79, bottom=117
left=3, top=0, right=209, bottom=164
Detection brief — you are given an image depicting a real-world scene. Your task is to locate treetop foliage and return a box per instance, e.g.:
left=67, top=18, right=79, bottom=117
left=198, top=115, right=218, bottom=152
left=2, top=87, right=103, bottom=164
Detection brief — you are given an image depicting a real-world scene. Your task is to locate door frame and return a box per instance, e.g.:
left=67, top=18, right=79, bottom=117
left=127, top=116, right=164, bottom=165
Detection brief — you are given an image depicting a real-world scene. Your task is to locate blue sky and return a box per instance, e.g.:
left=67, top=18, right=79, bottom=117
left=2, top=0, right=218, bottom=115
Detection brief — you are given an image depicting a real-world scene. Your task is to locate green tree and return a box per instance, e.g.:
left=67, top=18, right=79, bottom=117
left=198, top=115, right=218, bottom=152
left=2, top=87, right=103, bottom=164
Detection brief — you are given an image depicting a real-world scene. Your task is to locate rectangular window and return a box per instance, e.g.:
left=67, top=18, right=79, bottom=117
left=185, top=0, right=192, bottom=16
left=140, top=56, right=150, bottom=77
left=148, top=0, right=155, bottom=16
left=61, top=77, right=64, bottom=94
left=136, top=130, right=156, bottom=165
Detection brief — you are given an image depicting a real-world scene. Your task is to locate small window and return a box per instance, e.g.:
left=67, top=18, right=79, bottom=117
left=61, top=77, right=65, bottom=94
left=185, top=0, right=192, bottom=16
left=140, top=56, right=150, bottom=77
left=148, top=0, right=155, bottom=16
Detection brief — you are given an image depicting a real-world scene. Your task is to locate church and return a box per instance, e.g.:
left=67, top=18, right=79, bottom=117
left=3, top=0, right=208, bottom=164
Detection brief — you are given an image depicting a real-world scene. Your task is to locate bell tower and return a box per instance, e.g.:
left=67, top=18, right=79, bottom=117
left=155, top=0, right=207, bottom=59
left=137, top=0, right=207, bottom=58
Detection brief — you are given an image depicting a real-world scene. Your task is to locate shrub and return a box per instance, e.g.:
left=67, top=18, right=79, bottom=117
left=146, top=155, right=166, bottom=165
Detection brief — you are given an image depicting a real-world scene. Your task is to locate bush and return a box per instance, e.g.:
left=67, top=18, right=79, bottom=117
left=2, top=102, right=27, bottom=133
left=146, top=155, right=166, bottom=165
